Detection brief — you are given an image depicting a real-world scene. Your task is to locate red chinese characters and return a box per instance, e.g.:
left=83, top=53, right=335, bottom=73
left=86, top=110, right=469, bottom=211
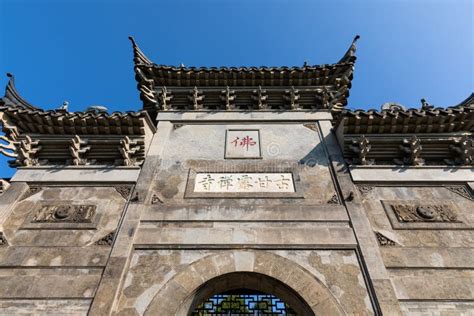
left=230, top=136, right=257, bottom=151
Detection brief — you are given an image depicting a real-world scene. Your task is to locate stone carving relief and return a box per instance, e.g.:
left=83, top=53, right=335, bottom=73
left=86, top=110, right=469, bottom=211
left=159, top=86, right=173, bottom=111
left=220, top=86, right=236, bottom=110
left=327, top=193, right=340, bottom=204
left=252, top=86, right=268, bottom=109
left=0, top=232, right=8, bottom=246
left=303, top=123, right=318, bottom=132
left=448, top=135, right=473, bottom=165
left=119, top=136, right=143, bottom=166
left=10, top=135, right=42, bottom=167
left=283, top=86, right=300, bottom=109
left=357, top=185, right=374, bottom=196
left=135, top=66, right=158, bottom=106
left=395, top=136, right=424, bottom=166
left=189, top=86, right=204, bottom=110
left=315, top=87, right=330, bottom=109
left=32, top=205, right=96, bottom=223
left=115, top=186, right=132, bottom=200
left=151, top=194, right=163, bottom=204
left=349, top=135, right=373, bottom=165
left=375, top=232, right=396, bottom=246
left=322, top=85, right=347, bottom=112
left=20, top=186, right=43, bottom=201
left=391, top=204, right=460, bottom=223
left=95, top=231, right=115, bottom=246
left=445, top=185, right=474, bottom=201
left=69, top=135, right=90, bottom=166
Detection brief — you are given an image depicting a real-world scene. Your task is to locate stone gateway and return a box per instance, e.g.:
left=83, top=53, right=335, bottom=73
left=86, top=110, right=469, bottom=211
left=0, top=36, right=473, bottom=315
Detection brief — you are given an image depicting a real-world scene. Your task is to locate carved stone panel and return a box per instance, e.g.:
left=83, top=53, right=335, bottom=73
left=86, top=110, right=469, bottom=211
left=327, top=193, right=340, bottom=204
left=21, top=202, right=100, bottom=230
left=357, top=185, right=374, bottom=196
left=94, top=231, right=115, bottom=246
left=381, top=200, right=469, bottom=230
left=375, top=232, right=397, bottom=246
left=32, top=205, right=96, bottom=223
left=391, top=204, right=459, bottom=223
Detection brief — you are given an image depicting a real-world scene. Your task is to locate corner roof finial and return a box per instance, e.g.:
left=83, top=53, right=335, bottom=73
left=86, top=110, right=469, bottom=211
left=3, top=73, right=38, bottom=110
left=128, top=36, right=153, bottom=66
left=338, top=35, right=360, bottom=64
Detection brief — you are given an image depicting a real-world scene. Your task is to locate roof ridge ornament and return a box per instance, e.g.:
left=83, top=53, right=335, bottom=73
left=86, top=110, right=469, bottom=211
left=420, top=98, right=435, bottom=110
left=338, top=35, right=360, bottom=64
left=3, top=73, right=39, bottom=110
left=128, top=36, right=153, bottom=66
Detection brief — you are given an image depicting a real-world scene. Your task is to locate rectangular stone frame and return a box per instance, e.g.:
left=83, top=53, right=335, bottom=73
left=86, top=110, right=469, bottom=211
left=224, top=129, right=262, bottom=159
left=380, top=200, right=471, bottom=230
left=184, top=167, right=304, bottom=199
left=20, top=200, right=103, bottom=230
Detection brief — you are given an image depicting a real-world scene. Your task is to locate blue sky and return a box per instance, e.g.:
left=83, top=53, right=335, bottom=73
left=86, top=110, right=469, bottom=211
left=0, top=0, right=473, bottom=178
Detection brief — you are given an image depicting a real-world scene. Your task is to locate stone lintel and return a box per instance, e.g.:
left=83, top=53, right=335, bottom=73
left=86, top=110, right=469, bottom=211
left=381, top=247, right=474, bottom=269
left=11, top=167, right=140, bottom=183
left=141, top=204, right=348, bottom=222
left=156, top=111, right=332, bottom=122
left=134, top=224, right=357, bottom=247
left=350, top=166, right=474, bottom=183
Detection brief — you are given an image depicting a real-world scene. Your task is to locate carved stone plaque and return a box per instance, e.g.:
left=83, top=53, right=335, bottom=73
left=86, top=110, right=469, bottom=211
left=391, top=204, right=459, bottom=223
left=21, top=202, right=100, bottom=230
left=194, top=173, right=295, bottom=193
left=33, top=205, right=96, bottom=223
left=381, top=200, right=469, bottom=230
left=225, top=130, right=261, bottom=159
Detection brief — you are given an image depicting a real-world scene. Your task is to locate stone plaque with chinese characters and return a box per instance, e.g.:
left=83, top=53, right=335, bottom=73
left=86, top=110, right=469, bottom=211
left=225, top=130, right=261, bottom=159
left=194, top=173, right=295, bottom=193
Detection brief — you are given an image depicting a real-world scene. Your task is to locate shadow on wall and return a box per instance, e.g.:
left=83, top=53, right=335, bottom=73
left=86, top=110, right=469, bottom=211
left=299, top=140, right=330, bottom=168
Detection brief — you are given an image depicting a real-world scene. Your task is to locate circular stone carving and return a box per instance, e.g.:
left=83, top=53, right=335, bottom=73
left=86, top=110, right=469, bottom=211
left=416, top=206, right=435, bottom=219
left=53, top=206, right=72, bottom=220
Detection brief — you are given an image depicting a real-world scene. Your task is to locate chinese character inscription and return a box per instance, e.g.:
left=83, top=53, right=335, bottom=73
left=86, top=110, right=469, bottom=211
left=194, top=173, right=295, bottom=193
left=225, top=130, right=261, bottom=158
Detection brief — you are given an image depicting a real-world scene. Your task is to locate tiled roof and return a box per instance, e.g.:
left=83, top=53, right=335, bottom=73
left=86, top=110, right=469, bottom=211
left=0, top=74, right=155, bottom=136
left=129, top=36, right=360, bottom=116
left=129, top=36, right=358, bottom=87
left=336, top=94, right=474, bottom=134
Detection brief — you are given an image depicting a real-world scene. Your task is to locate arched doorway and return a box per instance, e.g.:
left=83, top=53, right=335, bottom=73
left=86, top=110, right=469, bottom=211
left=144, top=250, right=345, bottom=315
left=188, top=272, right=313, bottom=315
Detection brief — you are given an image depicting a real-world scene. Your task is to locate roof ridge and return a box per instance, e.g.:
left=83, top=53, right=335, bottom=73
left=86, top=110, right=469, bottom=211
left=344, top=93, right=474, bottom=115
left=130, top=36, right=360, bottom=69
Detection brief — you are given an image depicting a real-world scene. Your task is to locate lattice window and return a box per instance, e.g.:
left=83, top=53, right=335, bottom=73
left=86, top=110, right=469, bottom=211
left=191, top=290, right=297, bottom=315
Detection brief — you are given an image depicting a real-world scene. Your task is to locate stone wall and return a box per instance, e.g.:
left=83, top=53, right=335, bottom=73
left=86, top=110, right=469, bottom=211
left=0, top=183, right=130, bottom=314
left=357, top=183, right=474, bottom=314
left=0, top=111, right=472, bottom=315
left=89, top=113, right=379, bottom=315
